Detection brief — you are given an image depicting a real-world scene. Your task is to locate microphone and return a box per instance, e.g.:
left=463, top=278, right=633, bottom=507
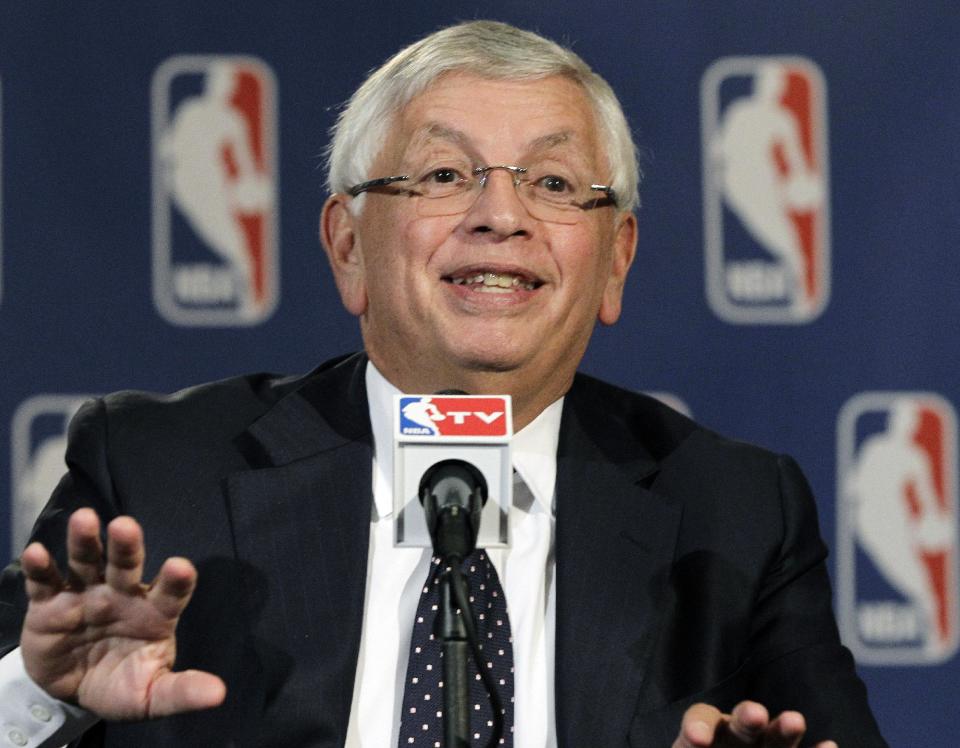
left=419, top=458, right=487, bottom=560
left=392, top=392, right=512, bottom=550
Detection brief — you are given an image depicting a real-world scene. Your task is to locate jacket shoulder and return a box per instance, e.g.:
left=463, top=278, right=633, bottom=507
left=567, top=372, right=785, bottom=476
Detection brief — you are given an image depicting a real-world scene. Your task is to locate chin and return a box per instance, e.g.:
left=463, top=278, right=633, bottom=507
left=449, top=345, right=528, bottom=375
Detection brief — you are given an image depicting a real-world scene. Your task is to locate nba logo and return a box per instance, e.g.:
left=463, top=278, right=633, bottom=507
left=10, top=395, right=92, bottom=555
left=837, top=392, right=959, bottom=665
left=702, top=56, right=830, bottom=324
left=400, top=397, right=445, bottom=436
left=152, top=56, right=278, bottom=326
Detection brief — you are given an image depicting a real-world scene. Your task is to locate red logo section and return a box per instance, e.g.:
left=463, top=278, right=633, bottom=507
left=398, top=396, right=509, bottom=438
left=837, top=392, right=959, bottom=665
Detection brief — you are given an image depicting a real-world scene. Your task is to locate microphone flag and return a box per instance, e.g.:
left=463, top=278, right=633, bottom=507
left=393, top=394, right=512, bottom=549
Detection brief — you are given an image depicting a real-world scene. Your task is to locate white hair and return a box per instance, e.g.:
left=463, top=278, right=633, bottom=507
left=325, top=20, right=641, bottom=213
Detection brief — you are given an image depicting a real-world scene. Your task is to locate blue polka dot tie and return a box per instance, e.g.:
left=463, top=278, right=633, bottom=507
left=398, top=550, right=514, bottom=747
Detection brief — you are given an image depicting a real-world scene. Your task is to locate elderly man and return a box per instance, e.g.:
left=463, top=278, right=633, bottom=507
left=0, top=20, right=884, bottom=748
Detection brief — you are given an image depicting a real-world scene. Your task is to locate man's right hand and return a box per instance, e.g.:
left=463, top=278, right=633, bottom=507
left=19, top=507, right=226, bottom=720
left=672, top=701, right=838, bottom=748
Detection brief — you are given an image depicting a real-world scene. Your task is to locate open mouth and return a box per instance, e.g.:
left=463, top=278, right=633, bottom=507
left=443, top=270, right=542, bottom=293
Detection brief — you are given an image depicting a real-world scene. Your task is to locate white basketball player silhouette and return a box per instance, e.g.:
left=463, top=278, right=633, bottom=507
left=402, top=399, right=446, bottom=433
left=160, top=61, right=273, bottom=318
left=14, top=433, right=68, bottom=555
left=712, top=62, right=823, bottom=311
left=846, top=398, right=955, bottom=655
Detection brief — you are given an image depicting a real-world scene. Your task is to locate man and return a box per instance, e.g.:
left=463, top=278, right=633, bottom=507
left=0, top=21, right=885, bottom=747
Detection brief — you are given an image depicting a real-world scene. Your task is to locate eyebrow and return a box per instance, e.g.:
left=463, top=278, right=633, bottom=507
left=528, top=131, right=574, bottom=151
left=412, top=123, right=473, bottom=151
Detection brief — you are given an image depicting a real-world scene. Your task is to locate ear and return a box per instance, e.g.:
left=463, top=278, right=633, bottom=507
left=320, top=194, right=367, bottom=316
left=598, top=212, right=638, bottom=326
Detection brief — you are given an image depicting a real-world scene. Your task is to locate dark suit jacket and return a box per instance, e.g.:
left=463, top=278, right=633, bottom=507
left=0, top=353, right=886, bottom=747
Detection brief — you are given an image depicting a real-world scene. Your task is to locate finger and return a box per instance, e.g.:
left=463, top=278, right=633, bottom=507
left=673, top=703, right=722, bottom=748
left=726, top=700, right=769, bottom=742
left=763, top=710, right=806, bottom=748
left=147, top=557, right=198, bottom=620
left=21, top=543, right=64, bottom=601
left=813, top=742, right=838, bottom=748
left=104, top=516, right=146, bottom=593
left=66, top=508, right=104, bottom=588
left=145, top=670, right=226, bottom=718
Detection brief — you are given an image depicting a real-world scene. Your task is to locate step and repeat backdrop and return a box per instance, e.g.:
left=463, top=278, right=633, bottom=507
left=1, top=3, right=957, bottom=744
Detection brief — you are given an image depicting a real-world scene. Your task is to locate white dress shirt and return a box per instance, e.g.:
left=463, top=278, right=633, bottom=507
left=345, top=363, right=561, bottom=747
left=0, top=362, right=562, bottom=748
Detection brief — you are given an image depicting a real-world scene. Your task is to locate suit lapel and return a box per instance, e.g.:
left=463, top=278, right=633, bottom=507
left=554, top=378, right=683, bottom=748
left=225, top=353, right=373, bottom=744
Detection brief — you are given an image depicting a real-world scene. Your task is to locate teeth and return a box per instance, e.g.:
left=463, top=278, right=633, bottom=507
left=450, top=271, right=537, bottom=291
left=482, top=273, right=514, bottom=289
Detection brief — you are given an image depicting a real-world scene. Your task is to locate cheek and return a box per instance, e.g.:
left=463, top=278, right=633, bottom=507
left=360, top=216, right=452, bottom=302
left=393, top=218, right=461, bottom=284
left=555, top=226, right=612, bottom=289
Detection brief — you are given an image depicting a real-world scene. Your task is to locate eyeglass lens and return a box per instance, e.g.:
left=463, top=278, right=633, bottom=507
left=412, top=168, right=595, bottom=225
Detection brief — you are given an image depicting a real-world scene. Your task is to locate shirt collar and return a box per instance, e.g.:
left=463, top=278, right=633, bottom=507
left=365, top=361, right=562, bottom=520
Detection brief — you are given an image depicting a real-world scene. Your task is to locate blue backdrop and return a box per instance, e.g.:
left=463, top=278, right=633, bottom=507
left=2, top=3, right=958, bottom=744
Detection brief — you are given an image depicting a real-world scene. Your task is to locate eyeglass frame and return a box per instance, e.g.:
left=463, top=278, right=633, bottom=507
left=346, top=164, right=619, bottom=214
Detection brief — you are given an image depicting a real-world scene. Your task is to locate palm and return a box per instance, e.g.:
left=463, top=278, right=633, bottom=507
left=20, top=510, right=225, bottom=720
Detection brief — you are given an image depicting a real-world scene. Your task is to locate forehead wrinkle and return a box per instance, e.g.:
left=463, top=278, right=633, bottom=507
left=399, top=120, right=598, bottom=175
left=395, top=122, right=482, bottom=168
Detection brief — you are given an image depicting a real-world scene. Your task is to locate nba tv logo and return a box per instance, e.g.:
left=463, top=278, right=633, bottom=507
left=398, top=396, right=509, bottom=438
left=152, top=56, right=278, bottom=326
left=702, top=56, right=830, bottom=324
left=837, top=392, right=959, bottom=665
left=10, top=395, right=92, bottom=556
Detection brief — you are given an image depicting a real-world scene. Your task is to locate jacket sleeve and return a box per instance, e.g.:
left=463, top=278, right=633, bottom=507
left=744, top=454, right=887, bottom=747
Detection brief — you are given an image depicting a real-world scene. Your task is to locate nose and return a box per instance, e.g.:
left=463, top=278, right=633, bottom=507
left=464, top=168, right=531, bottom=237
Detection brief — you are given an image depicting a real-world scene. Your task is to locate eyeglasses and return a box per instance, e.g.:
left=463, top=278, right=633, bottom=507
left=347, top=164, right=618, bottom=225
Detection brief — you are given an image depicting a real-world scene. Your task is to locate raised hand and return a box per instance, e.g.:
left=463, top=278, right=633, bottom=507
left=672, top=701, right=838, bottom=748
left=19, top=508, right=226, bottom=720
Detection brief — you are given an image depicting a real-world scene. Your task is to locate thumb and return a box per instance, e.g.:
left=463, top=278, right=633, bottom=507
left=146, top=670, right=227, bottom=718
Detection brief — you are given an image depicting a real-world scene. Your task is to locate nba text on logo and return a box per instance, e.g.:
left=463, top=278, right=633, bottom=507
left=10, top=395, right=93, bottom=556
left=398, top=396, right=509, bottom=438
left=837, top=392, right=959, bottom=665
left=152, top=56, right=278, bottom=326
left=702, top=56, right=830, bottom=324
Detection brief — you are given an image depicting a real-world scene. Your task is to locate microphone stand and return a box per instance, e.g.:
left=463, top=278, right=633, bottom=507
left=437, top=549, right=471, bottom=747
left=421, top=460, right=500, bottom=748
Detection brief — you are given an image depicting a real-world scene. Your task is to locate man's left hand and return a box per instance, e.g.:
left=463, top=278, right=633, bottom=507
left=672, top=701, right=838, bottom=748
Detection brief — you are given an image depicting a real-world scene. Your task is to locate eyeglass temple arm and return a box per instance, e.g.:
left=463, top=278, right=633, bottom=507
left=347, top=175, right=410, bottom=197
